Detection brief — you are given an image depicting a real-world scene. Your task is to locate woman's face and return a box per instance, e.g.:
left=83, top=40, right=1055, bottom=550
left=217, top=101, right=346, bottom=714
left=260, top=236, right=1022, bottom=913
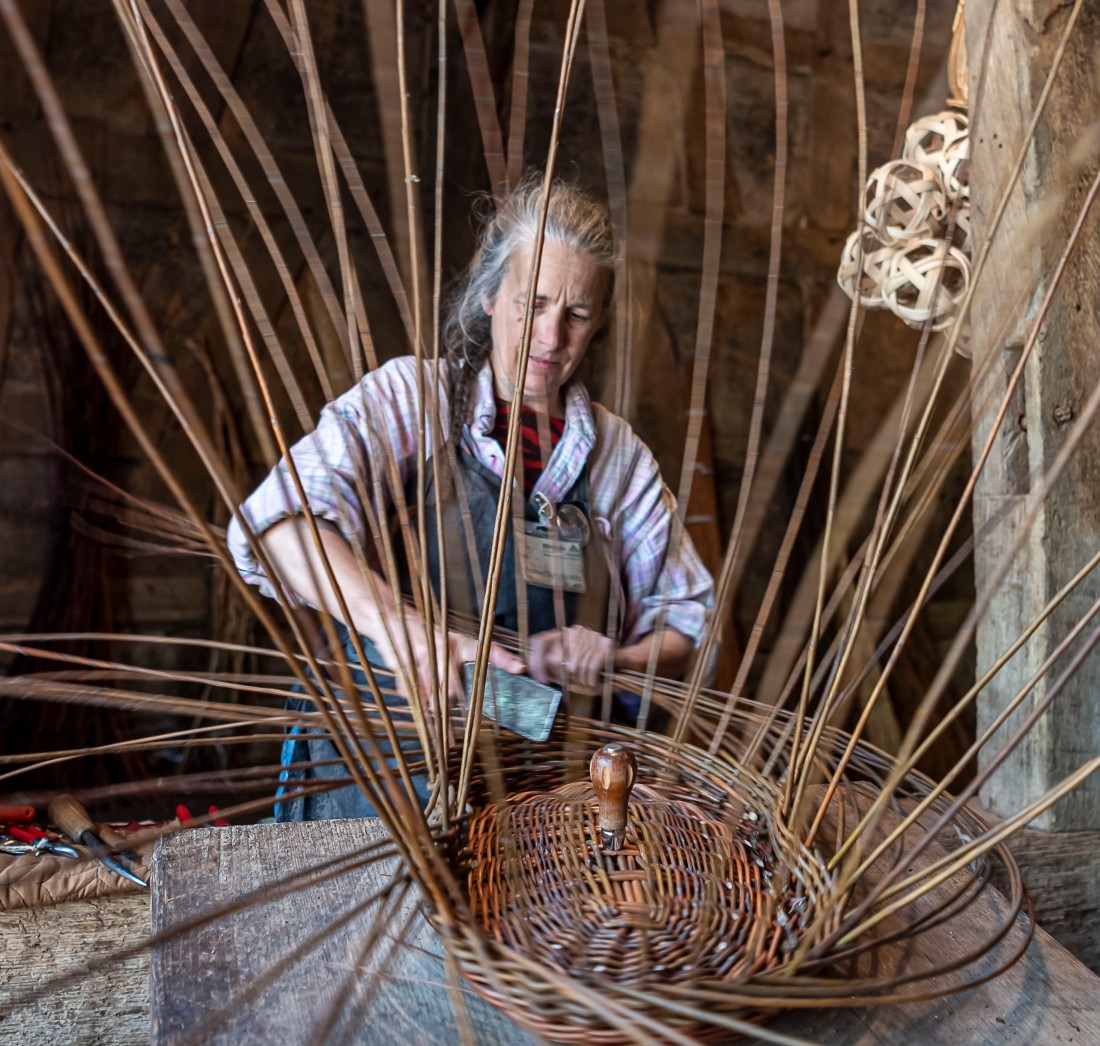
left=484, top=239, right=608, bottom=416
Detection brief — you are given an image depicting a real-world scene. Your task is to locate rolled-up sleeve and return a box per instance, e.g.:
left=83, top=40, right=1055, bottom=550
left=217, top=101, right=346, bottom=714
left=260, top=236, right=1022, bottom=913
left=588, top=410, right=714, bottom=648
left=226, top=357, right=437, bottom=598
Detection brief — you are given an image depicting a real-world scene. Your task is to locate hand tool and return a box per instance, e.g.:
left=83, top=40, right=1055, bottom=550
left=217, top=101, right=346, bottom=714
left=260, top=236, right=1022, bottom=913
left=3, top=824, right=80, bottom=858
left=0, top=805, right=35, bottom=822
left=0, top=832, right=80, bottom=859
left=47, top=794, right=147, bottom=887
left=590, top=742, right=637, bottom=851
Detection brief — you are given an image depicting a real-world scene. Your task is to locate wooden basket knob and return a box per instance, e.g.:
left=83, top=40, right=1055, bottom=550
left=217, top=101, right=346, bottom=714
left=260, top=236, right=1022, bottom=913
left=590, top=743, right=637, bottom=851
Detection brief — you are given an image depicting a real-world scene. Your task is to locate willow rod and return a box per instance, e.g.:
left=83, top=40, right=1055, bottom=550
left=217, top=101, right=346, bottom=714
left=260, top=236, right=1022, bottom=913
left=711, top=365, right=843, bottom=758
left=781, top=0, right=869, bottom=814
left=0, top=3, right=385, bottom=804
left=136, top=0, right=329, bottom=416
left=312, top=877, right=422, bottom=1046
left=160, top=0, right=358, bottom=369
left=585, top=0, right=633, bottom=422
left=455, top=0, right=588, bottom=812
left=839, top=754, right=1100, bottom=947
left=671, top=0, right=784, bottom=742
left=429, top=0, right=452, bottom=829
left=286, top=0, right=363, bottom=381
left=843, top=547, right=1100, bottom=882
left=642, top=0, right=729, bottom=734
left=505, top=0, right=536, bottom=189
left=794, top=0, right=1087, bottom=835
left=176, top=875, right=412, bottom=1046
left=119, top=1, right=444, bottom=836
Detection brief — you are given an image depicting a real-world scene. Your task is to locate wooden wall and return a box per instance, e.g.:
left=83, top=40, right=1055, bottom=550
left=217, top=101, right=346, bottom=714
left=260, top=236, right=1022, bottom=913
left=0, top=0, right=968, bottom=784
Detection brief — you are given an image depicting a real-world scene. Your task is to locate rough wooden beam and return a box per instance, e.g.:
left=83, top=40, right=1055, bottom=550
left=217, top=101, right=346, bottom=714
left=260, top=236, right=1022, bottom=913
left=967, top=0, right=1100, bottom=829
left=0, top=893, right=150, bottom=1044
left=1004, top=825, right=1100, bottom=974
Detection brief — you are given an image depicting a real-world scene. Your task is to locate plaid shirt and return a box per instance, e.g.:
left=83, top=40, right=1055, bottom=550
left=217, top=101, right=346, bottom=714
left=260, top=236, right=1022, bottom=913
left=227, top=357, right=714, bottom=647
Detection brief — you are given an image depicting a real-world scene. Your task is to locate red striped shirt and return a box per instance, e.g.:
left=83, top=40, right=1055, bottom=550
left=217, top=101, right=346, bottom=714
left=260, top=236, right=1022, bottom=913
left=491, top=399, right=565, bottom=496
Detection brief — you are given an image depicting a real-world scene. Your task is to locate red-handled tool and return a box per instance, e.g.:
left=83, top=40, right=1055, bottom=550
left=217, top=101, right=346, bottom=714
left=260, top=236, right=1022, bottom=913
left=1, top=823, right=79, bottom=859
left=0, top=805, right=35, bottom=822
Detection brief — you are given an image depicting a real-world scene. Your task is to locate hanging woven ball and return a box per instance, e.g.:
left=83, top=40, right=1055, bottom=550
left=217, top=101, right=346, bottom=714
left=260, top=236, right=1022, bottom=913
left=880, top=238, right=971, bottom=331
left=837, top=229, right=894, bottom=308
left=950, top=200, right=973, bottom=256
left=863, top=158, right=946, bottom=246
left=903, top=110, right=968, bottom=178
left=940, top=136, right=970, bottom=205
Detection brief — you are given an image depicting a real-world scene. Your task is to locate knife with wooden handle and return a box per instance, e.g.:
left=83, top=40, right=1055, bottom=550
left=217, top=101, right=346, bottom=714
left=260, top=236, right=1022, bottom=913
left=48, top=793, right=147, bottom=888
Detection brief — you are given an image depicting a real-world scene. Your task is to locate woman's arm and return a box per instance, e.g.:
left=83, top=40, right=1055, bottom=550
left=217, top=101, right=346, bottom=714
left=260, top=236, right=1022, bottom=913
left=527, top=623, right=694, bottom=694
left=613, top=626, right=693, bottom=679
left=261, top=517, right=390, bottom=634
left=260, top=516, right=524, bottom=706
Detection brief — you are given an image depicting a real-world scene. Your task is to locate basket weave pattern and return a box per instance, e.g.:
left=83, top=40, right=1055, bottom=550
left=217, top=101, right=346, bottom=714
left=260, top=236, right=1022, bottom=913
left=448, top=732, right=840, bottom=1042
left=466, top=780, right=803, bottom=984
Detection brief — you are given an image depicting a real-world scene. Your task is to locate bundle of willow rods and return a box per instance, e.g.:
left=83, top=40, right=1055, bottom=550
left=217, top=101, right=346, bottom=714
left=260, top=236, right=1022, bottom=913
left=1, top=1, right=1098, bottom=1043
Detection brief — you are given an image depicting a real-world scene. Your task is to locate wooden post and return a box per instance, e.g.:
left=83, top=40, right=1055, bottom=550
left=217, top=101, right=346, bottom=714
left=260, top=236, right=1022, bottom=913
left=967, top=0, right=1100, bottom=829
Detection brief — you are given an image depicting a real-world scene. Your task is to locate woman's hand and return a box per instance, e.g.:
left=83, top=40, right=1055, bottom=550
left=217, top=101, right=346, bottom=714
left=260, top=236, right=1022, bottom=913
left=527, top=624, right=614, bottom=696
left=527, top=625, right=696, bottom=696
left=258, top=517, right=527, bottom=710
left=365, top=602, right=526, bottom=711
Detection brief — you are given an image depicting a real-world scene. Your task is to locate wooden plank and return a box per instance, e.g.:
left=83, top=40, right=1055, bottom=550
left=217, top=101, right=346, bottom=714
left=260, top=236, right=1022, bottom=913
left=763, top=876, right=1100, bottom=1046
left=149, top=820, right=535, bottom=1045
left=149, top=817, right=1100, bottom=1046
left=1004, top=826, right=1100, bottom=974
left=967, top=0, right=1100, bottom=830
left=0, top=893, right=150, bottom=1045
left=7, top=857, right=1097, bottom=1045
left=755, top=786, right=1100, bottom=1044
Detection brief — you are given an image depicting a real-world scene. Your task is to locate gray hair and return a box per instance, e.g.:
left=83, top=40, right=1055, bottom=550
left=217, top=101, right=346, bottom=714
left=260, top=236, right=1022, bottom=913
left=442, top=173, right=616, bottom=440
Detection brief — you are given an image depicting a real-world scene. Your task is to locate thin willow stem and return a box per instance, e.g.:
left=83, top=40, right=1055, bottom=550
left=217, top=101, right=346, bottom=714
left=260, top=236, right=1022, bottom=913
left=455, top=0, right=587, bottom=812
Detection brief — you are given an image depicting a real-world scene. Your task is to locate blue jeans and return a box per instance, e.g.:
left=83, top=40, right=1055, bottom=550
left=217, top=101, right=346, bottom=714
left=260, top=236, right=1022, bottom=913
left=274, top=629, right=434, bottom=822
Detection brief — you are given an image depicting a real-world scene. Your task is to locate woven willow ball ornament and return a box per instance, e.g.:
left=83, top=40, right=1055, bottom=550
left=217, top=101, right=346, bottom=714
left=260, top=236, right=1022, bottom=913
left=903, top=110, right=969, bottom=201
left=880, top=238, right=971, bottom=331
left=951, top=199, right=973, bottom=255
left=459, top=739, right=837, bottom=1043
left=863, top=159, right=946, bottom=246
left=837, top=229, right=895, bottom=308
left=938, top=130, right=970, bottom=202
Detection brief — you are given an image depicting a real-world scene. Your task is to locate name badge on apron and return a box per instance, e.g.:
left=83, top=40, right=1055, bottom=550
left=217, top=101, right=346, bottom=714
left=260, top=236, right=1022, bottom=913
left=521, top=494, right=590, bottom=593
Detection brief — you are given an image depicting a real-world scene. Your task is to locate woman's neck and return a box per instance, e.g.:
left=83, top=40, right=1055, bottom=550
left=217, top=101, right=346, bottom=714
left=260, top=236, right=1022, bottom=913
left=491, top=369, right=564, bottom=419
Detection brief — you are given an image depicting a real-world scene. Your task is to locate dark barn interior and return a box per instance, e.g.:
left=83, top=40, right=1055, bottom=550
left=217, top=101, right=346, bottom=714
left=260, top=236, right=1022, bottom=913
left=1, top=0, right=1099, bottom=1042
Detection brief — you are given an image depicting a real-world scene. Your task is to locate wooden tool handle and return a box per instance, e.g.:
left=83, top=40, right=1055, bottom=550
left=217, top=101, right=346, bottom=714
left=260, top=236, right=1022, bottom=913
left=48, top=793, right=97, bottom=844
left=590, top=743, right=636, bottom=850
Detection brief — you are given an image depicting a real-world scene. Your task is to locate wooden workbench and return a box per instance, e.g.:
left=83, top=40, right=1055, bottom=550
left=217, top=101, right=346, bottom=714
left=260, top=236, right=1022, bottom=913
left=0, top=891, right=149, bottom=1045
left=149, top=819, right=1100, bottom=1046
left=3, top=817, right=1099, bottom=1045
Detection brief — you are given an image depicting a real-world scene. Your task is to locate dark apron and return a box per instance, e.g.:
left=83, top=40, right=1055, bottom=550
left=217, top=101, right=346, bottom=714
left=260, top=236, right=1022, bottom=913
left=275, top=442, right=609, bottom=822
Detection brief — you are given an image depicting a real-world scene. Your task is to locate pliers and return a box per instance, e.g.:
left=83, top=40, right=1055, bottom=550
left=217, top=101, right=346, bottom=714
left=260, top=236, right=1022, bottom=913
left=0, top=826, right=80, bottom=859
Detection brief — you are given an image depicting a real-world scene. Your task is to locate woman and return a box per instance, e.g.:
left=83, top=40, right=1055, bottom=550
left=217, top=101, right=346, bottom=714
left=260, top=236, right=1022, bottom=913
left=228, top=174, right=714, bottom=820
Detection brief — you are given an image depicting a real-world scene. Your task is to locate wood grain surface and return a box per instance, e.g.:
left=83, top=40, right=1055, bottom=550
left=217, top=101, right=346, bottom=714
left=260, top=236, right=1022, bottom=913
left=149, top=819, right=534, bottom=1046
left=1004, top=826, right=1100, bottom=973
left=148, top=818, right=1100, bottom=1046
left=0, top=892, right=149, bottom=1045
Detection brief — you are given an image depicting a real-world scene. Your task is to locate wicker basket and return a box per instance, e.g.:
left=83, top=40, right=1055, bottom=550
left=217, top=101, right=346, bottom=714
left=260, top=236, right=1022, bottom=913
left=446, top=726, right=840, bottom=1043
